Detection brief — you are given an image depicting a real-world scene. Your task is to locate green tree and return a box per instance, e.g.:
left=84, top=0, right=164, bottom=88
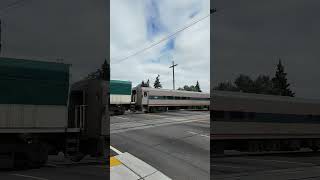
left=153, top=74, right=162, bottom=88
left=234, top=74, right=254, bottom=93
left=213, top=81, right=238, bottom=91
left=271, top=59, right=295, bottom=97
left=195, top=81, right=202, bottom=92
left=253, top=75, right=273, bottom=94
left=86, top=59, right=109, bottom=80
left=141, top=81, right=146, bottom=87
left=146, top=79, right=150, bottom=87
left=178, top=84, right=200, bottom=92
left=100, top=59, right=109, bottom=80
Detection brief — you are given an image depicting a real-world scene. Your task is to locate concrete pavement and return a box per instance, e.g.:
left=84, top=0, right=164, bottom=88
left=212, top=152, right=320, bottom=180
left=110, top=110, right=210, bottom=180
left=0, top=152, right=108, bottom=180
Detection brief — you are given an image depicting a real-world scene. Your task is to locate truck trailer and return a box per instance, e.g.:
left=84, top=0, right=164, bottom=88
left=110, top=80, right=132, bottom=115
left=0, top=57, right=109, bottom=168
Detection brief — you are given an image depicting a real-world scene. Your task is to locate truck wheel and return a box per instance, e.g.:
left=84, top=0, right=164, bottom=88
left=26, top=143, right=48, bottom=168
left=311, top=146, right=319, bottom=152
left=70, top=152, right=85, bottom=162
left=13, top=152, right=28, bottom=169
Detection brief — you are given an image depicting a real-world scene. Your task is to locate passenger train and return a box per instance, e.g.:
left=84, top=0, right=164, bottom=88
left=211, top=90, right=320, bottom=153
left=132, top=86, right=210, bottom=112
left=110, top=80, right=210, bottom=114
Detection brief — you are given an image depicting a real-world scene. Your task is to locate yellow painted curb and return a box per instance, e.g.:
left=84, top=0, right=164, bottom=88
left=110, top=156, right=122, bottom=167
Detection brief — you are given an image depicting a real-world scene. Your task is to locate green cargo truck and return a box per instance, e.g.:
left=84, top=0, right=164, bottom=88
left=110, top=80, right=132, bottom=115
left=0, top=57, right=108, bottom=168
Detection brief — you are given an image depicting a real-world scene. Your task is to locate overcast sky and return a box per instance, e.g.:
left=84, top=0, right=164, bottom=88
left=0, top=0, right=108, bottom=82
left=212, top=0, right=320, bottom=99
left=111, top=0, right=210, bottom=92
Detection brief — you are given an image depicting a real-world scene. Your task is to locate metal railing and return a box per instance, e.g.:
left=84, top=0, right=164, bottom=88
left=74, top=105, right=87, bottom=130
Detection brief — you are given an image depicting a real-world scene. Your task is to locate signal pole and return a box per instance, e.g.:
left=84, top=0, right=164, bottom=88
left=169, top=61, right=178, bottom=90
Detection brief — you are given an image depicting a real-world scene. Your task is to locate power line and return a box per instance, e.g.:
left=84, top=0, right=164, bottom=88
left=0, top=0, right=30, bottom=15
left=0, top=0, right=32, bottom=15
left=0, top=0, right=33, bottom=54
left=111, top=12, right=211, bottom=64
left=0, top=0, right=31, bottom=12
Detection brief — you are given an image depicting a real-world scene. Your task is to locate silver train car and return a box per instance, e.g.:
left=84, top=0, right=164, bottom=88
left=132, top=86, right=210, bottom=112
left=211, top=90, right=320, bottom=153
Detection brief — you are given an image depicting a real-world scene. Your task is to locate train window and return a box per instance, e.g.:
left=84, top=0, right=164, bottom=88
left=175, top=96, right=181, bottom=100
left=149, top=96, right=166, bottom=100
left=248, top=112, right=256, bottom=120
left=181, top=97, right=187, bottom=100
left=144, top=92, right=148, bottom=97
left=167, top=96, right=174, bottom=100
left=213, top=111, right=225, bottom=118
left=307, top=115, right=313, bottom=119
left=230, top=111, right=245, bottom=119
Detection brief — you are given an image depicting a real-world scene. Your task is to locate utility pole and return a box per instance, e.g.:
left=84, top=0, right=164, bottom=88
left=169, top=61, right=178, bottom=90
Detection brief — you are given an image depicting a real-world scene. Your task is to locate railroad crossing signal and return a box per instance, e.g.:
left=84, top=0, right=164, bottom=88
left=169, top=61, right=178, bottom=90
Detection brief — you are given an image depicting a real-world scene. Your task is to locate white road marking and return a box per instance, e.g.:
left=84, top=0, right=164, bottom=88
left=239, top=157, right=317, bottom=166
left=141, top=114, right=169, bottom=118
left=113, top=116, right=129, bottom=120
left=110, top=145, right=123, bottom=155
left=46, top=163, right=61, bottom=168
left=91, top=165, right=107, bottom=168
left=211, top=164, right=244, bottom=169
left=187, top=131, right=210, bottom=138
left=111, top=118, right=209, bottom=134
left=11, top=174, right=49, bottom=180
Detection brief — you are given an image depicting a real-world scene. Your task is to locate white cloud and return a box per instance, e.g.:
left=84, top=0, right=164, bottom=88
left=111, top=0, right=210, bottom=92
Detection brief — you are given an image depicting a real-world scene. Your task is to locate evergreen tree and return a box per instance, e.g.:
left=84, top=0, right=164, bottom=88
left=178, top=84, right=201, bottom=92
left=141, top=80, right=150, bottom=87
left=213, top=81, right=238, bottom=91
left=185, top=85, right=192, bottom=91
left=153, top=75, right=162, bottom=88
left=100, top=59, right=109, bottom=80
left=195, top=81, right=202, bottom=92
left=271, top=59, right=295, bottom=97
left=253, top=75, right=273, bottom=94
left=234, top=74, right=254, bottom=93
left=141, top=80, right=146, bottom=87
left=146, top=79, right=150, bottom=87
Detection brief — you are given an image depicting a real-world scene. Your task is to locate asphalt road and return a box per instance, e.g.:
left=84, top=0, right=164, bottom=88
left=110, top=110, right=210, bottom=180
left=0, top=156, right=108, bottom=180
left=212, top=151, right=320, bottom=180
